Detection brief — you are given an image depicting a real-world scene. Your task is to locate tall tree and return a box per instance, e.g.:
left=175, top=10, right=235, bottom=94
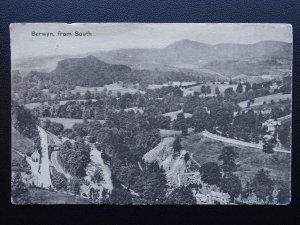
left=105, top=188, right=132, bottom=205
left=201, top=85, right=206, bottom=95
left=52, top=169, right=68, bottom=191
left=277, top=187, right=291, bottom=205
left=224, top=87, right=236, bottom=99
left=215, top=86, right=220, bottom=95
left=59, top=140, right=91, bottom=177
left=11, top=172, right=31, bottom=204
left=91, top=168, right=104, bottom=185
left=191, top=107, right=211, bottom=132
left=251, top=169, right=274, bottom=201
left=262, top=135, right=276, bottom=154
left=84, top=90, right=92, bottom=100
left=173, top=112, right=188, bottom=136
left=165, top=186, right=197, bottom=205
left=245, top=82, right=251, bottom=92
left=200, top=162, right=222, bottom=186
left=220, top=173, right=242, bottom=202
left=131, top=162, right=168, bottom=203
left=236, top=83, right=243, bottom=93
left=173, top=137, right=182, bottom=154
left=278, top=120, right=291, bottom=146
left=69, top=178, right=81, bottom=196
left=206, top=85, right=211, bottom=94
left=218, top=146, right=239, bottom=172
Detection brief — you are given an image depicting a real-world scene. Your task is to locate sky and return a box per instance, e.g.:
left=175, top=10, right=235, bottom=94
left=10, top=23, right=292, bottom=59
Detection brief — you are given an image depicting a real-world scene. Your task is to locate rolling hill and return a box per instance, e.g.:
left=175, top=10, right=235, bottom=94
left=13, top=40, right=292, bottom=80
left=50, top=55, right=132, bottom=86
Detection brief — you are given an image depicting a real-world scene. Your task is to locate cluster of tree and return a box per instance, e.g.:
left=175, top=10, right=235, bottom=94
left=69, top=178, right=82, bottom=196
left=199, top=147, right=237, bottom=202
left=91, top=168, right=104, bottom=185
left=11, top=155, right=31, bottom=174
left=129, top=162, right=168, bottom=203
left=59, top=105, right=170, bottom=204
left=230, top=110, right=263, bottom=142
left=173, top=137, right=183, bottom=157
left=241, top=169, right=275, bottom=203
left=165, top=186, right=197, bottom=204
left=11, top=101, right=41, bottom=154
left=58, top=140, right=91, bottom=177
left=51, top=168, right=68, bottom=191
left=262, top=133, right=278, bottom=154
left=199, top=159, right=242, bottom=202
left=173, top=112, right=188, bottom=135
left=270, top=103, right=291, bottom=119
left=31, top=91, right=182, bottom=122
left=32, top=99, right=113, bottom=120
left=12, top=101, right=39, bottom=139
left=201, top=99, right=236, bottom=135
left=12, top=56, right=204, bottom=105
left=88, top=187, right=101, bottom=202
left=103, top=161, right=169, bottom=205
left=41, top=119, right=64, bottom=136
left=278, top=120, right=291, bottom=147
left=103, top=176, right=132, bottom=204
left=146, top=86, right=183, bottom=98
left=183, top=93, right=284, bottom=145
left=199, top=146, right=281, bottom=203
left=11, top=71, right=51, bottom=104
left=143, top=95, right=183, bottom=115
left=280, top=76, right=292, bottom=94
left=11, top=172, right=31, bottom=204
left=200, top=85, right=212, bottom=95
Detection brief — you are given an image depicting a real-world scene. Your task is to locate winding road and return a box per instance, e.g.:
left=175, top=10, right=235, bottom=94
left=202, top=130, right=290, bottom=154
left=36, top=126, right=53, bottom=188
left=51, top=151, right=72, bottom=179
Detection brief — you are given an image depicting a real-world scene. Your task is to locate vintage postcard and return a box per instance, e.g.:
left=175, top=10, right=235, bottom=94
left=11, top=23, right=292, bottom=205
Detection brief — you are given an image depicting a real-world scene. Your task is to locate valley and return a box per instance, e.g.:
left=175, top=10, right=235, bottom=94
left=11, top=38, right=292, bottom=205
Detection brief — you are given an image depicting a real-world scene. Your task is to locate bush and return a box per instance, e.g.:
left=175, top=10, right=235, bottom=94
left=51, top=169, right=68, bottom=191
left=277, top=188, right=291, bottom=205
left=104, top=188, right=132, bottom=205
left=200, top=162, right=222, bottom=186
left=91, top=168, right=104, bottom=184
left=251, top=169, right=274, bottom=201
left=220, top=173, right=242, bottom=202
left=59, top=140, right=91, bottom=177
left=165, top=186, right=196, bottom=205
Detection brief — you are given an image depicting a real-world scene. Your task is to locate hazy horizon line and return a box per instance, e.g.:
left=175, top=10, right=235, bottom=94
left=13, top=39, right=292, bottom=61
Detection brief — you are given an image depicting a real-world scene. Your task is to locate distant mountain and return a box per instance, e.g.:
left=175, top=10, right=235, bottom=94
left=93, top=40, right=292, bottom=77
left=50, top=56, right=132, bottom=86
left=95, top=40, right=292, bottom=65
left=26, top=55, right=219, bottom=86
left=13, top=40, right=292, bottom=79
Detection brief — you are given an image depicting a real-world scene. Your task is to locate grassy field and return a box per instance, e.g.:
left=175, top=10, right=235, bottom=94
left=11, top=128, right=35, bottom=173
left=12, top=128, right=35, bottom=155
left=238, top=93, right=291, bottom=108
left=159, top=129, right=182, bottom=137
left=162, top=110, right=192, bottom=121
left=147, top=82, right=197, bottom=90
left=39, top=117, right=105, bottom=129
left=29, top=188, right=93, bottom=204
left=72, top=83, right=144, bottom=96
left=25, top=99, right=98, bottom=110
left=251, top=101, right=290, bottom=111
left=182, top=133, right=291, bottom=188
left=188, top=83, right=240, bottom=94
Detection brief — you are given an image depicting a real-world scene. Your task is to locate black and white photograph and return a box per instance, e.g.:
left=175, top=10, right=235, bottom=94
left=10, top=23, right=292, bottom=205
